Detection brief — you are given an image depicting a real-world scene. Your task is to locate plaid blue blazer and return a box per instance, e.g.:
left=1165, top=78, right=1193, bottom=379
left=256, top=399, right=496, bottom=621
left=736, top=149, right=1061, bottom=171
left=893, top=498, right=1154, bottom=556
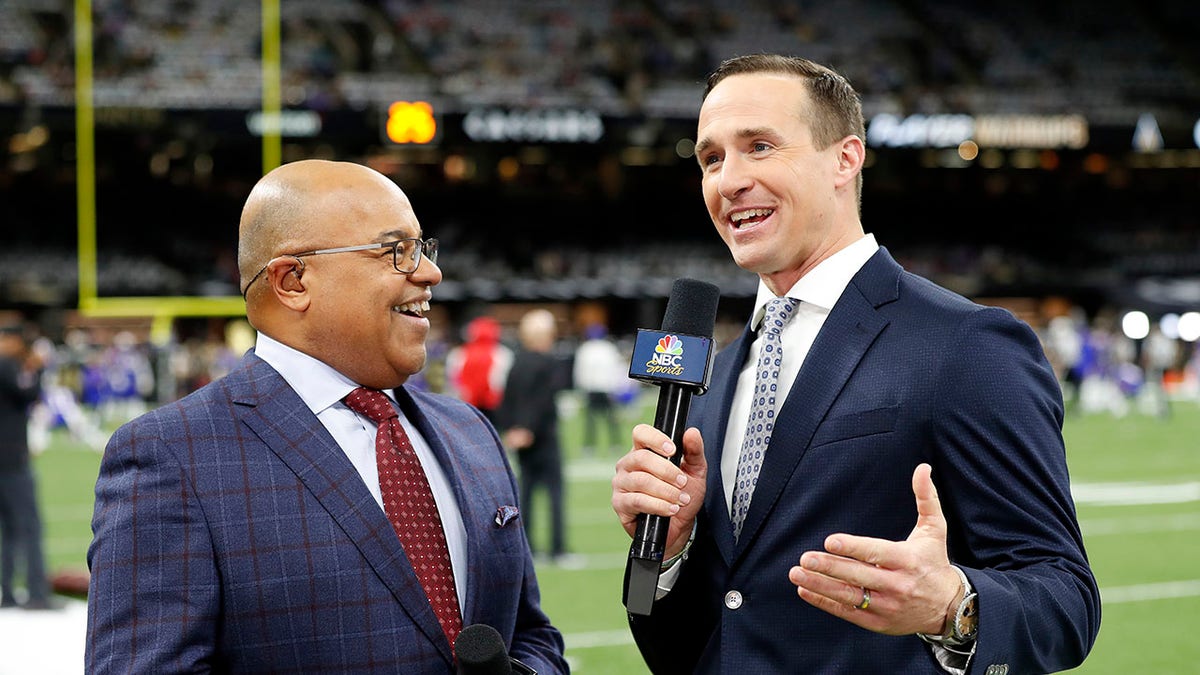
left=86, top=353, right=567, bottom=674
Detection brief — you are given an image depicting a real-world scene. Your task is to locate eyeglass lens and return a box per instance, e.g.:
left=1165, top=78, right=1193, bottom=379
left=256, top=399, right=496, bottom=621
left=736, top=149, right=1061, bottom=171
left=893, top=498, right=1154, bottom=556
left=395, top=238, right=438, bottom=273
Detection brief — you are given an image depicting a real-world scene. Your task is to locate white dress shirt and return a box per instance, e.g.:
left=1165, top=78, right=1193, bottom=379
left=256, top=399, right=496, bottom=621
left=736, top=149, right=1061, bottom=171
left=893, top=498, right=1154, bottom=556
left=661, top=233, right=973, bottom=673
left=719, top=234, right=880, bottom=512
left=658, top=233, right=878, bottom=596
left=254, top=333, right=468, bottom=608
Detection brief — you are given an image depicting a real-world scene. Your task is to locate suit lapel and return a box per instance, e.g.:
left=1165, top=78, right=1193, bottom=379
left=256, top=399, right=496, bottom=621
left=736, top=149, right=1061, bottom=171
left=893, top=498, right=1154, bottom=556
left=731, top=250, right=899, bottom=559
left=698, top=325, right=753, bottom=566
left=391, top=387, right=485, bottom=626
left=232, top=356, right=453, bottom=664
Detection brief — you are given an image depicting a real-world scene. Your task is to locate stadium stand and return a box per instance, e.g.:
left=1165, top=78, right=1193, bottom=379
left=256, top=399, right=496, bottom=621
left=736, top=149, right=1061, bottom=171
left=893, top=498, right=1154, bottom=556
left=0, top=0, right=1197, bottom=319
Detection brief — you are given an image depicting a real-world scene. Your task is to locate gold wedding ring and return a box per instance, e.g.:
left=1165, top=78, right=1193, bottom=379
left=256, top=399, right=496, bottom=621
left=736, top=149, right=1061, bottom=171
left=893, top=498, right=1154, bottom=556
left=856, top=587, right=871, bottom=610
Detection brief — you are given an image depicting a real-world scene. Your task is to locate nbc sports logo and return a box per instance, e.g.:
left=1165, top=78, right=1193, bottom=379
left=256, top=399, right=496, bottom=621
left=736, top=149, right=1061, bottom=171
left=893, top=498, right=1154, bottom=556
left=629, top=329, right=712, bottom=390
left=655, top=335, right=684, bottom=356
left=648, top=335, right=685, bottom=369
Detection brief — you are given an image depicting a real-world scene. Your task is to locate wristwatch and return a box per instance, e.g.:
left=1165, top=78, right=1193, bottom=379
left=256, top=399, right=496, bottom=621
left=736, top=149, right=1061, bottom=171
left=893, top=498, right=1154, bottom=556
left=919, top=565, right=978, bottom=648
left=945, top=587, right=979, bottom=645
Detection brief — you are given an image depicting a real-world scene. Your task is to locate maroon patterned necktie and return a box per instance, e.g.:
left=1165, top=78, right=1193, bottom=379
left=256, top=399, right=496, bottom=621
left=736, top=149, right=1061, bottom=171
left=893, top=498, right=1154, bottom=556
left=343, top=387, right=462, bottom=650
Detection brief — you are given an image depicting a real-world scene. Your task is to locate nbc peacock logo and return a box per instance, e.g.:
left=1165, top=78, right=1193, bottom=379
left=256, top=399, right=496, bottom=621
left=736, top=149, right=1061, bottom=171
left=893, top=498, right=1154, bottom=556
left=655, top=335, right=684, bottom=356
left=646, top=334, right=686, bottom=375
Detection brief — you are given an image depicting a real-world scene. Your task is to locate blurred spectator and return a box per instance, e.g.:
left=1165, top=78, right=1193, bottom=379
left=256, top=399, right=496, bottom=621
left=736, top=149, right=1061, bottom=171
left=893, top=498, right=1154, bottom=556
left=97, top=331, right=155, bottom=426
left=572, top=322, right=625, bottom=456
left=27, top=336, right=108, bottom=453
left=0, top=320, right=57, bottom=610
left=496, top=309, right=574, bottom=565
left=1043, top=311, right=1086, bottom=414
left=1140, top=325, right=1176, bottom=418
left=445, top=316, right=512, bottom=424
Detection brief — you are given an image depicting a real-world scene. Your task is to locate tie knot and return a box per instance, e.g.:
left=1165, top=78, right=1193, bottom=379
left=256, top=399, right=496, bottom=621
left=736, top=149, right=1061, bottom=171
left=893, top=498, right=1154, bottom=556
left=761, top=297, right=798, bottom=337
left=343, top=387, right=399, bottom=424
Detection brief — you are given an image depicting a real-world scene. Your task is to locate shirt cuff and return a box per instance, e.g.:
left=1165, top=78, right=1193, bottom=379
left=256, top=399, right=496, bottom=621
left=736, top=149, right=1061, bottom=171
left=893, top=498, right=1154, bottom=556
left=918, top=565, right=976, bottom=674
left=654, top=521, right=697, bottom=599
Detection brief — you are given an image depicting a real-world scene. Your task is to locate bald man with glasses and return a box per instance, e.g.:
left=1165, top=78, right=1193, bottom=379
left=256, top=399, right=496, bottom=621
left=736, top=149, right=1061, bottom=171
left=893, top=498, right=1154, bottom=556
left=86, top=160, right=568, bottom=674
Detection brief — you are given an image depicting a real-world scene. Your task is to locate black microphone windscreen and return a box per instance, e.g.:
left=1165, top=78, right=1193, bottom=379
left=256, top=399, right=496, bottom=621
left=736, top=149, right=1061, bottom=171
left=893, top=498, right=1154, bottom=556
left=455, top=624, right=511, bottom=675
left=660, top=278, right=721, bottom=337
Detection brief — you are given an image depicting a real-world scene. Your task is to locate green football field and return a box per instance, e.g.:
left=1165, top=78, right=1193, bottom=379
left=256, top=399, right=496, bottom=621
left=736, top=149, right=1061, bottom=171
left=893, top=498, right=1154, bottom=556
left=30, top=393, right=1200, bottom=673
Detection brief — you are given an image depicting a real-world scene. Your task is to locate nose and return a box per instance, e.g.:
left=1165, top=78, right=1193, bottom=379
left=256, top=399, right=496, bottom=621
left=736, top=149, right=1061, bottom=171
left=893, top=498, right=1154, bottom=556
left=716, top=154, right=753, bottom=200
left=411, top=256, right=443, bottom=287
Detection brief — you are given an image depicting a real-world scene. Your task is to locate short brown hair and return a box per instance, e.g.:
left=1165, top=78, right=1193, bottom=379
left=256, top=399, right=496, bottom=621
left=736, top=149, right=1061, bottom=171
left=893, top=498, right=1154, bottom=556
left=704, top=54, right=865, bottom=150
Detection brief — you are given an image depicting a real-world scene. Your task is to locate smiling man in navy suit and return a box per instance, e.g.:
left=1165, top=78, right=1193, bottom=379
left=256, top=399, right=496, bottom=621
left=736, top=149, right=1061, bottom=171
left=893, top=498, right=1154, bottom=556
left=87, top=160, right=567, bottom=673
left=612, top=55, right=1099, bottom=674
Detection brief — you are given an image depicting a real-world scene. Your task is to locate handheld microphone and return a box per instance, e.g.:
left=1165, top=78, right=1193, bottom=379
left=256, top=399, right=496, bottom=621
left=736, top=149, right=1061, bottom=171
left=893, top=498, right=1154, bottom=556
left=455, top=624, right=537, bottom=675
left=623, top=278, right=720, bottom=616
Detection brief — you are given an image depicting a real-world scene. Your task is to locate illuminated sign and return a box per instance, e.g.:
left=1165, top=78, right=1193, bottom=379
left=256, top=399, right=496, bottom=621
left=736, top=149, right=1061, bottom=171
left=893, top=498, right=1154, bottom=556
left=246, top=110, right=321, bottom=137
left=463, top=108, right=604, bottom=143
left=384, top=101, right=439, bottom=144
left=867, top=114, right=1088, bottom=149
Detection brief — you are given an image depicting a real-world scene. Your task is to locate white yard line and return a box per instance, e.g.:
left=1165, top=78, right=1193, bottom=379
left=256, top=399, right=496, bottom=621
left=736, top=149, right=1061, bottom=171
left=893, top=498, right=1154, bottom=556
left=1072, top=481, right=1200, bottom=506
left=1100, top=580, right=1200, bottom=604
left=564, top=629, right=639, bottom=649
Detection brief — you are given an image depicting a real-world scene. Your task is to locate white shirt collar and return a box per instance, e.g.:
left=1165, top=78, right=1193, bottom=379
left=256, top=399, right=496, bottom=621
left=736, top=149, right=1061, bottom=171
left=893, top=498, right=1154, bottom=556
left=750, top=233, right=879, bottom=330
left=254, top=332, right=384, bottom=415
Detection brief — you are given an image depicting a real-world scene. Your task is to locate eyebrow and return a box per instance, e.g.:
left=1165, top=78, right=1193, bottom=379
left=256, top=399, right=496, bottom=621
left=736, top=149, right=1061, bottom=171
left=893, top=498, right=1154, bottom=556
left=694, top=127, right=778, bottom=162
left=376, top=228, right=421, bottom=242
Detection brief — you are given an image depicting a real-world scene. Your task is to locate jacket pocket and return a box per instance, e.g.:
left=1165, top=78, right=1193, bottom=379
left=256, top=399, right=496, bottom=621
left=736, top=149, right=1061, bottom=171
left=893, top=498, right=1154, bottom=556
left=809, top=405, right=898, bottom=449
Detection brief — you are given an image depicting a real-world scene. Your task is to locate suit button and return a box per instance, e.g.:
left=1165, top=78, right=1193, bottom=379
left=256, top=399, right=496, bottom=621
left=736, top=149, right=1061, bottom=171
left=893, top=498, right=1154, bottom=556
left=724, top=590, right=743, bottom=609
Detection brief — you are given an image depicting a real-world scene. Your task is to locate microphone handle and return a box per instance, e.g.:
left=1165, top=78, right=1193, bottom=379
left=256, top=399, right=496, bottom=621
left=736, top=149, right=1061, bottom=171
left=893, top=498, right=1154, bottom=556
left=630, top=383, right=693, bottom=561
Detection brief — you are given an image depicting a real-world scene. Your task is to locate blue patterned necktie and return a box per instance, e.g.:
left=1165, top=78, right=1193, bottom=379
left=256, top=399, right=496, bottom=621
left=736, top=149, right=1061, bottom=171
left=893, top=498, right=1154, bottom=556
left=731, top=296, right=799, bottom=540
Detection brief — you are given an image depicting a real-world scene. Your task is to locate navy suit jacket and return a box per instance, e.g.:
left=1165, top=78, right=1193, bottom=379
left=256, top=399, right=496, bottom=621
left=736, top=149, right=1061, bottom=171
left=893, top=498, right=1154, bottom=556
left=629, top=249, right=1100, bottom=674
left=87, top=353, right=567, bottom=674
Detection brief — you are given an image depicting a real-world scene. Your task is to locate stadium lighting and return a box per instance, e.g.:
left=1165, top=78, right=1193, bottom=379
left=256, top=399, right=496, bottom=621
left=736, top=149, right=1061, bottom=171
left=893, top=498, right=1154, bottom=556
left=385, top=101, right=438, bottom=144
left=1178, top=312, right=1200, bottom=343
left=1121, top=310, right=1150, bottom=340
left=1160, top=313, right=1181, bottom=340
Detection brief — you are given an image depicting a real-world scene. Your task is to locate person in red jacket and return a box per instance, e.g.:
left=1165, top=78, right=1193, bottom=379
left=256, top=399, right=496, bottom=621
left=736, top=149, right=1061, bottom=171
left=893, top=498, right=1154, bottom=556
left=447, top=316, right=513, bottom=424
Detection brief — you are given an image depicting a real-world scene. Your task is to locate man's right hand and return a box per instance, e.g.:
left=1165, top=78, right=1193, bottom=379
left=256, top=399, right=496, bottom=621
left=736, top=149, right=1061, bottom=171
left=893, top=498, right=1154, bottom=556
left=611, top=424, right=707, bottom=559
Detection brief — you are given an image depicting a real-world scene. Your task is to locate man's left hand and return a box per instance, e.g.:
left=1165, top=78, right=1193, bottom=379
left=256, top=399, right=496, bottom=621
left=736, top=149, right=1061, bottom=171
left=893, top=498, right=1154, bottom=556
left=787, top=463, right=962, bottom=636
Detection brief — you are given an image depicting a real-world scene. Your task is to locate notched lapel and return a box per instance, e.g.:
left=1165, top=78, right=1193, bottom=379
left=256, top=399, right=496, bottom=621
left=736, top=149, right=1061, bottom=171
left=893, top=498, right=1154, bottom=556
left=732, top=274, right=892, bottom=558
left=394, top=387, right=491, bottom=630
left=700, top=327, right=754, bottom=565
left=234, top=356, right=453, bottom=662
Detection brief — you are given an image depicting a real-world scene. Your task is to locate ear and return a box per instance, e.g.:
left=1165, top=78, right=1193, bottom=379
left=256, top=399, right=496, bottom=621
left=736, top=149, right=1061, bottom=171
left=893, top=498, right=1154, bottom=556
left=266, top=257, right=310, bottom=312
left=833, top=134, right=865, bottom=191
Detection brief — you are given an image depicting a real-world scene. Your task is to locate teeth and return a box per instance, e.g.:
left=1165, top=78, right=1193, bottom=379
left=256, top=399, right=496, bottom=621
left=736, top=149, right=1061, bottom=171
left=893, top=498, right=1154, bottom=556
left=731, top=208, right=773, bottom=223
left=392, top=300, right=430, bottom=317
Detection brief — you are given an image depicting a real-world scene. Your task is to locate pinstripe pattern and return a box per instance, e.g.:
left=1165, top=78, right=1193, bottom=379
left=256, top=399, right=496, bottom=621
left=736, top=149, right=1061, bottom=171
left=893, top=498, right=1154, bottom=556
left=86, top=353, right=567, bottom=674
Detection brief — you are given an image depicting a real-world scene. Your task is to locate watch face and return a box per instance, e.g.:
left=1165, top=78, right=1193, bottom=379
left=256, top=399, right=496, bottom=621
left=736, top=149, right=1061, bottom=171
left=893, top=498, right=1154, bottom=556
left=956, top=593, right=979, bottom=639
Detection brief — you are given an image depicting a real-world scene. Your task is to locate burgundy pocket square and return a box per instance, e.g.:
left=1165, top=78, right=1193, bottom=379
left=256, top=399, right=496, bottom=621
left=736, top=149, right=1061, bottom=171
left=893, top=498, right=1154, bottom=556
left=494, top=505, right=520, bottom=527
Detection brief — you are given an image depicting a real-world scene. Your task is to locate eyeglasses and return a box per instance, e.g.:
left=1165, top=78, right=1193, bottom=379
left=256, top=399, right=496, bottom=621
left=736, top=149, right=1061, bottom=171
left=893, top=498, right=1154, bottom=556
left=242, top=237, right=438, bottom=297
left=293, top=237, right=438, bottom=274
